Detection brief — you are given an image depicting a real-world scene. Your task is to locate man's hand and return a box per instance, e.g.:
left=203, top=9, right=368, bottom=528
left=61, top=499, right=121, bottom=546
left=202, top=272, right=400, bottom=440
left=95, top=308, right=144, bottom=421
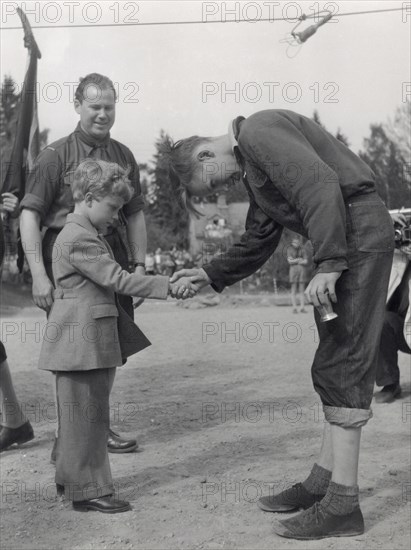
left=390, top=212, right=407, bottom=227
left=400, top=243, right=411, bottom=258
left=134, top=265, right=146, bottom=276
left=170, top=268, right=211, bottom=290
left=304, top=271, right=342, bottom=308
left=1, top=193, right=19, bottom=217
left=32, top=274, right=54, bottom=311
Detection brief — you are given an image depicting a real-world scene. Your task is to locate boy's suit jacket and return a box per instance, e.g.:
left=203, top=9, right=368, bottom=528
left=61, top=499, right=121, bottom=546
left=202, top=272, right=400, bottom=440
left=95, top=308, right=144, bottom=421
left=39, top=213, right=169, bottom=372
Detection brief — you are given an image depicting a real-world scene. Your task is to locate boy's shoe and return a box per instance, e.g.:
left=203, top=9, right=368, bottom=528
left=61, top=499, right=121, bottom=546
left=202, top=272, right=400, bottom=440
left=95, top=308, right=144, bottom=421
left=108, top=429, right=138, bottom=453
left=300, top=308, right=307, bottom=313
left=292, top=308, right=298, bottom=314
left=0, top=421, right=34, bottom=452
left=374, top=383, right=401, bottom=404
left=258, top=482, right=324, bottom=512
left=274, top=502, right=365, bottom=540
left=73, top=495, right=131, bottom=513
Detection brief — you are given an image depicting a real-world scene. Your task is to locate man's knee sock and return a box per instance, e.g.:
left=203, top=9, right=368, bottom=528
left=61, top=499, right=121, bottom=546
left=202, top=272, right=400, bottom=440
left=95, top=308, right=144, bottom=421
left=302, top=463, right=332, bottom=495
left=320, top=481, right=360, bottom=514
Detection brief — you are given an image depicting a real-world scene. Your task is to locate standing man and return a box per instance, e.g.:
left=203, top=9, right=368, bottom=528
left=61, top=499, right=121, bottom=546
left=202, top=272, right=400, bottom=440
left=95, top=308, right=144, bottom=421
left=166, top=109, right=394, bottom=540
left=20, top=73, right=146, bottom=454
left=287, top=236, right=309, bottom=313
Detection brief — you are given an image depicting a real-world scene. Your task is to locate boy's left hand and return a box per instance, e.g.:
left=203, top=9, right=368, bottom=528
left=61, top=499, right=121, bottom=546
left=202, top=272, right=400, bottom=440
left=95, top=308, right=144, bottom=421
left=305, top=271, right=342, bottom=307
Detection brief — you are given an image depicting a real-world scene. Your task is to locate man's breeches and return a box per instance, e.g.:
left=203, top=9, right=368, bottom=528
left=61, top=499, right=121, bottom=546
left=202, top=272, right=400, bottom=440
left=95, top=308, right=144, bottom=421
left=311, top=194, right=394, bottom=428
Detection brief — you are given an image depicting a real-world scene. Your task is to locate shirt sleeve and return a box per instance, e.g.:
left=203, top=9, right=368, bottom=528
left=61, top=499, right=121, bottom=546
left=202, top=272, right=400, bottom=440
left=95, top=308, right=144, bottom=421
left=202, top=194, right=283, bottom=293
left=239, top=117, right=349, bottom=274
left=122, top=152, right=145, bottom=217
left=20, top=147, right=62, bottom=222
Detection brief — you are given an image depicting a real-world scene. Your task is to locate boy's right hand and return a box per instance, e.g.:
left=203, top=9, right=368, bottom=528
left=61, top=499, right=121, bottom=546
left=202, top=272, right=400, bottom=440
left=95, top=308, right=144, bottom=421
left=169, top=278, right=199, bottom=300
left=32, top=274, right=54, bottom=310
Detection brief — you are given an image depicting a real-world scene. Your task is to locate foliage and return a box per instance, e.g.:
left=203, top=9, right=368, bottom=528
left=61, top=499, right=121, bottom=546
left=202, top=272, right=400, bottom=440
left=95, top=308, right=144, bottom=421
left=143, top=131, right=190, bottom=251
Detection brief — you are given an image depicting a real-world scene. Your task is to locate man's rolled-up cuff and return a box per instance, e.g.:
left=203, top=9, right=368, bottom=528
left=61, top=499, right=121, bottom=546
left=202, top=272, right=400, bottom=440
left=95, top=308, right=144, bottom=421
left=123, top=194, right=145, bottom=216
left=323, top=405, right=372, bottom=428
left=314, top=258, right=348, bottom=275
left=19, top=193, right=47, bottom=221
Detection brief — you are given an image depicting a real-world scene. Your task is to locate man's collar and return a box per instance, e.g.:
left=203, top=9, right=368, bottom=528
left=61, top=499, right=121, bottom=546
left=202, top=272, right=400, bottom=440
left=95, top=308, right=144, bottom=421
left=228, top=116, right=245, bottom=166
left=66, top=213, right=99, bottom=236
left=74, top=122, right=111, bottom=152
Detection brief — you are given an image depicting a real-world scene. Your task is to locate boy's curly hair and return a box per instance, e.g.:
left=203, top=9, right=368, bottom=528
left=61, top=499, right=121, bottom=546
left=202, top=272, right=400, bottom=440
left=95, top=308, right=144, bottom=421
left=72, top=159, right=134, bottom=204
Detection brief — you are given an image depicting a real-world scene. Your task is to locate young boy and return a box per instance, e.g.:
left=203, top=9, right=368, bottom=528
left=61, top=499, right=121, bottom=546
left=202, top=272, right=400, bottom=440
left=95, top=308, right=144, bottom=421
left=38, top=159, right=195, bottom=513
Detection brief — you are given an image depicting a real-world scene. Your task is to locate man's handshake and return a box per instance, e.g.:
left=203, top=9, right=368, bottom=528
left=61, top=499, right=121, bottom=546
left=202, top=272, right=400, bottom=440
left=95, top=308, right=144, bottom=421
left=168, top=268, right=212, bottom=299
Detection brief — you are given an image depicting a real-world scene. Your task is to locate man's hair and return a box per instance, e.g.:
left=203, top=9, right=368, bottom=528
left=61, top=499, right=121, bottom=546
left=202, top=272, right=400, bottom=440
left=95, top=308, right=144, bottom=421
left=75, top=73, right=117, bottom=103
left=160, top=136, right=212, bottom=217
left=72, top=159, right=134, bottom=203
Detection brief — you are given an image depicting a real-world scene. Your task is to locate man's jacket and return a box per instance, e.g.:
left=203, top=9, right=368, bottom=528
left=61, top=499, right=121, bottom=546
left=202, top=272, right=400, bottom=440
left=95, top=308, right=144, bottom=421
left=203, top=109, right=377, bottom=292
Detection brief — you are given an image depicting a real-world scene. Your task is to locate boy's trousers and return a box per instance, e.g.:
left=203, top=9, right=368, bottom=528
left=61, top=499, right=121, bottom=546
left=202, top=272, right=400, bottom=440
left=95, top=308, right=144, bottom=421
left=311, top=193, right=395, bottom=428
left=55, top=368, right=115, bottom=501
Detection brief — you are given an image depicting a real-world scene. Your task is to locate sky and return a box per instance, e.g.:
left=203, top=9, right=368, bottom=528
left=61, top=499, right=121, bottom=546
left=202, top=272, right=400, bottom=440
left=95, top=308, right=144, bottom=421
left=1, top=0, right=410, bottom=165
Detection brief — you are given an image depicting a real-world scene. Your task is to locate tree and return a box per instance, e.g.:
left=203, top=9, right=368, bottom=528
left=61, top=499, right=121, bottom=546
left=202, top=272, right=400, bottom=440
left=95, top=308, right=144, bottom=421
left=359, top=124, right=406, bottom=208
left=144, top=131, right=190, bottom=250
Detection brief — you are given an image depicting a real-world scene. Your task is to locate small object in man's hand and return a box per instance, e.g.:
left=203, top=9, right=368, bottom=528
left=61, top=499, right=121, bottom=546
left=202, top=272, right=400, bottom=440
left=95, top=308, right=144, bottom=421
left=316, top=302, right=338, bottom=322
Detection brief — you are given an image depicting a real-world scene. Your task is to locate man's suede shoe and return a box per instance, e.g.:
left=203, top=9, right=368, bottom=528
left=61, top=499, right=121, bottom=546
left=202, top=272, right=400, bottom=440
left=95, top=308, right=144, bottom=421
left=374, top=383, right=401, bottom=404
left=274, top=502, right=365, bottom=540
left=0, top=421, right=34, bottom=452
left=73, top=495, right=131, bottom=513
left=107, top=429, right=138, bottom=453
left=258, top=482, right=324, bottom=512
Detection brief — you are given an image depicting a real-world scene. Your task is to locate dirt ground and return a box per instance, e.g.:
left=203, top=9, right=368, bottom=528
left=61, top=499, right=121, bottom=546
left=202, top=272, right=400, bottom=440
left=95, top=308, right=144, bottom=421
left=0, top=295, right=410, bottom=550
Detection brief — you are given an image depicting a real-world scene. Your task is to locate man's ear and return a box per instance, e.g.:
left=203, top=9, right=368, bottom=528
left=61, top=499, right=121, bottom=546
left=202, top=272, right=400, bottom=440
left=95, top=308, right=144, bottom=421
left=197, top=150, right=215, bottom=162
left=74, top=98, right=82, bottom=114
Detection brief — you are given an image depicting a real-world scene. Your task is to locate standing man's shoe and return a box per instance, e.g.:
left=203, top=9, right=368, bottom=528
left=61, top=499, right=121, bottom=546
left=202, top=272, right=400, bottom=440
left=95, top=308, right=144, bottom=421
left=258, top=482, right=324, bottom=512
left=0, top=421, right=34, bottom=452
left=73, top=495, right=131, bottom=513
left=374, top=383, right=401, bottom=404
left=51, top=429, right=138, bottom=463
left=107, top=429, right=137, bottom=453
left=274, top=502, right=365, bottom=540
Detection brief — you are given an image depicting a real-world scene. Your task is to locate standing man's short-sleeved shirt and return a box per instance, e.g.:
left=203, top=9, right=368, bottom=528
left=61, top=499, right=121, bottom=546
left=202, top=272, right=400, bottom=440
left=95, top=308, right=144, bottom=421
left=20, top=123, right=145, bottom=229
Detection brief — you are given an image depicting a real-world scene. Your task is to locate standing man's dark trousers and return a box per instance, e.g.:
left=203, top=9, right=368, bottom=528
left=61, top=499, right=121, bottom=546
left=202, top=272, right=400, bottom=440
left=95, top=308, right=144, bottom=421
left=311, top=194, right=394, bottom=426
left=376, top=311, right=410, bottom=387
left=55, top=369, right=114, bottom=501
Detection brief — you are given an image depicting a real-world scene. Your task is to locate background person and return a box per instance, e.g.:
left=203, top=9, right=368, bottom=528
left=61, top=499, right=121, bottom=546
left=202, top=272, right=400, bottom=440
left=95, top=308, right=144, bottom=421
left=287, top=236, right=309, bottom=313
left=0, top=194, right=34, bottom=451
left=374, top=212, right=411, bottom=403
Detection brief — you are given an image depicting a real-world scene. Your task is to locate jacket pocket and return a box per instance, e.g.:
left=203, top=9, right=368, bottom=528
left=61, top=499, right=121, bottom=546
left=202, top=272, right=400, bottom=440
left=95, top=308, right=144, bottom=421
left=90, top=304, right=119, bottom=319
left=348, top=200, right=395, bottom=253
